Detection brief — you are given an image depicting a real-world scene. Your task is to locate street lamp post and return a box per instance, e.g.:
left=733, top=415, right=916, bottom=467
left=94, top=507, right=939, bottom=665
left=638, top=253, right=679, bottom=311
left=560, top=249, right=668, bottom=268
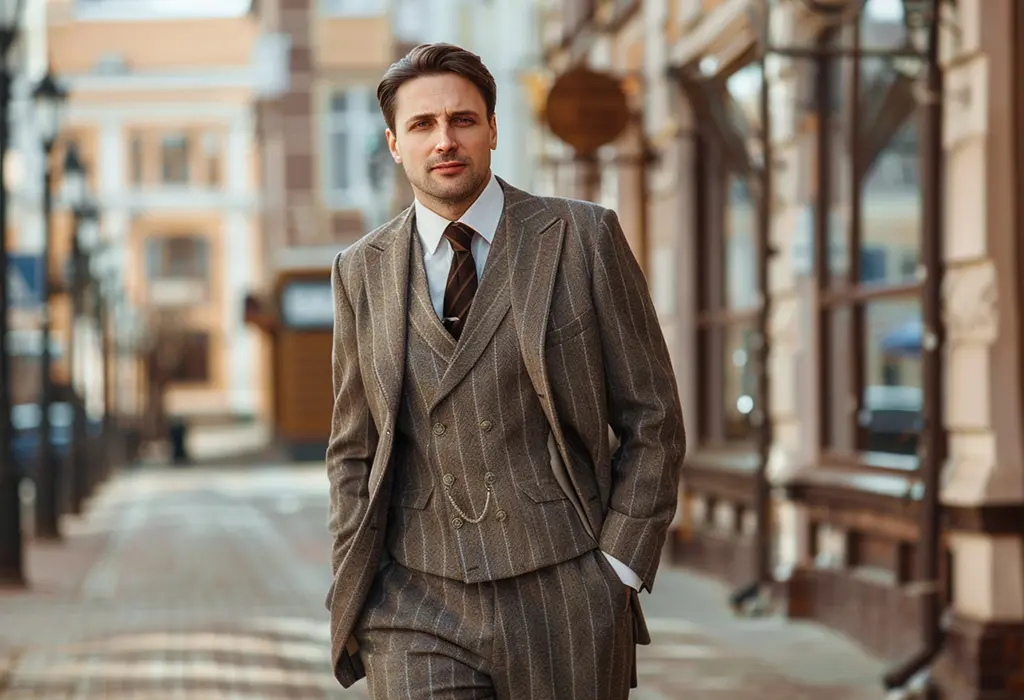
left=0, top=0, right=25, bottom=587
left=90, top=245, right=115, bottom=486
left=60, top=143, right=97, bottom=514
left=32, top=69, right=67, bottom=541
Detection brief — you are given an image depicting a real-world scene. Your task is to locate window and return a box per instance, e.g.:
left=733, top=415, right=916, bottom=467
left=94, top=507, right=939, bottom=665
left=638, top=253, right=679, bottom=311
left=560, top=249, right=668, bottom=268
left=169, top=332, right=210, bottom=384
left=322, top=87, right=389, bottom=215
left=319, top=0, right=385, bottom=16
left=129, top=133, right=144, bottom=187
left=145, top=236, right=209, bottom=281
left=161, top=134, right=190, bottom=185
left=697, top=156, right=760, bottom=446
left=816, top=1, right=924, bottom=465
left=688, top=59, right=766, bottom=449
left=203, top=132, right=222, bottom=188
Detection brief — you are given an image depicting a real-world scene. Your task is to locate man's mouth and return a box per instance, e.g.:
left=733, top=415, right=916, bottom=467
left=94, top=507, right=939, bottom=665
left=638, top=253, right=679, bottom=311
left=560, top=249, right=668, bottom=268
left=432, top=162, right=467, bottom=174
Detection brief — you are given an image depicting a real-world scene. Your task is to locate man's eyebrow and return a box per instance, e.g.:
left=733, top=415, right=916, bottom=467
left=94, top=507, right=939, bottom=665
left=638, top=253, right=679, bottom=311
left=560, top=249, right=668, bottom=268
left=405, top=109, right=480, bottom=125
left=406, top=112, right=436, bottom=125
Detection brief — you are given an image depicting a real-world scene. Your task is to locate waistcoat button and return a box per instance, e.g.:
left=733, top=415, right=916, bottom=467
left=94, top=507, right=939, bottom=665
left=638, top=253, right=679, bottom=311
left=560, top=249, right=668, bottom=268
left=495, top=509, right=507, bottom=522
left=484, top=472, right=496, bottom=485
left=451, top=517, right=464, bottom=530
left=480, top=420, right=493, bottom=432
left=432, top=422, right=447, bottom=436
left=442, top=473, right=455, bottom=487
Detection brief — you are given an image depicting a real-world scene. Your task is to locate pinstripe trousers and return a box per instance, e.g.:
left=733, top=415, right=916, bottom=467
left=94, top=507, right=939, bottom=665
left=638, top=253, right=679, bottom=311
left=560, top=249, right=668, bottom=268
left=353, top=548, right=634, bottom=699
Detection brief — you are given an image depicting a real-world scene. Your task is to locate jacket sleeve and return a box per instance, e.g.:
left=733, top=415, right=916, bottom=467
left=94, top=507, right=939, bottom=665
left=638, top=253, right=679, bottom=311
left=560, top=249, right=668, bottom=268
left=591, top=208, right=686, bottom=593
left=324, top=250, right=378, bottom=610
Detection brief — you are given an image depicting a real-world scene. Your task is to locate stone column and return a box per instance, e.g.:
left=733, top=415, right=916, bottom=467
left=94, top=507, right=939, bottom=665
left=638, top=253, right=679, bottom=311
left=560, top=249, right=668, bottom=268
left=764, top=10, right=815, bottom=577
left=933, top=0, right=1024, bottom=696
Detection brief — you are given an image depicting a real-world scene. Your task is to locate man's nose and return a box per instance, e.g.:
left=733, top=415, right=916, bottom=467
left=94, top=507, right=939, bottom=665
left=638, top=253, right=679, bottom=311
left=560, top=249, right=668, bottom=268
left=435, top=124, right=457, bottom=152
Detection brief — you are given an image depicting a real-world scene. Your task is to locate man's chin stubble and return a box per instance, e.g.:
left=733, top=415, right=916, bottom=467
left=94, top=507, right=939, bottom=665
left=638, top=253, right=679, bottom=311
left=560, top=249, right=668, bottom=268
left=424, top=175, right=482, bottom=206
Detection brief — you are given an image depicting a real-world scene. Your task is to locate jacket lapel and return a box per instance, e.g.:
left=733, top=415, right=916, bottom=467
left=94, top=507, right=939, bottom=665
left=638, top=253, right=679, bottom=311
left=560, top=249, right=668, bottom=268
left=364, top=205, right=414, bottom=420
left=502, top=180, right=565, bottom=401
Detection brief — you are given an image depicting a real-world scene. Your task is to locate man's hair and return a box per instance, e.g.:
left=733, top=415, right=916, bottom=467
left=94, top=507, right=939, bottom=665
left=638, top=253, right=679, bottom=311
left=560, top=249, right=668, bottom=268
left=377, top=43, right=497, bottom=133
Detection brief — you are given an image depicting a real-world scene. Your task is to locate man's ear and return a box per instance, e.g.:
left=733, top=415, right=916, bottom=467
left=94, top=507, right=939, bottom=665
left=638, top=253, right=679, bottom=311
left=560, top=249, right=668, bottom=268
left=489, top=114, right=497, bottom=151
left=386, top=128, right=402, bottom=163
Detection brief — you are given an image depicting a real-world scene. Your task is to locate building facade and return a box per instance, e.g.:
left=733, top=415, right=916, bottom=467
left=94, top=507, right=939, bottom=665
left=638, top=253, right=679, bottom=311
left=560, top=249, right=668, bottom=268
left=533, top=0, right=1024, bottom=696
left=253, top=0, right=395, bottom=263
left=246, top=0, right=399, bottom=457
left=15, top=0, right=270, bottom=425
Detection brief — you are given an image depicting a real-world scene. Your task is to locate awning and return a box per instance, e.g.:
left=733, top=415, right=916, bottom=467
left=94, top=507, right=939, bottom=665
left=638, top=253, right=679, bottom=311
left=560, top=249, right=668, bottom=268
left=669, top=0, right=755, bottom=73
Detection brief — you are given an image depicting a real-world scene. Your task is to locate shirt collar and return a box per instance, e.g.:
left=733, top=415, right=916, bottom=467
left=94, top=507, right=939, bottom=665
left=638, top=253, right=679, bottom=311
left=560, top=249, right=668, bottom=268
left=414, top=172, right=504, bottom=257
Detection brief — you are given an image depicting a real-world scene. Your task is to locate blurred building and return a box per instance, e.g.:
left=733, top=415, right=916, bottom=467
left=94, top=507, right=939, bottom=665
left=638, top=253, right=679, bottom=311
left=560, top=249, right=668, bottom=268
left=13, top=0, right=271, bottom=426
left=532, top=0, right=1024, bottom=696
left=245, top=0, right=400, bottom=458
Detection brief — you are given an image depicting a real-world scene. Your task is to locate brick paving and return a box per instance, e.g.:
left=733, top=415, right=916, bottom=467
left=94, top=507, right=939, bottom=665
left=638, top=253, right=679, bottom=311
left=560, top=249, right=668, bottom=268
left=0, top=465, right=887, bottom=699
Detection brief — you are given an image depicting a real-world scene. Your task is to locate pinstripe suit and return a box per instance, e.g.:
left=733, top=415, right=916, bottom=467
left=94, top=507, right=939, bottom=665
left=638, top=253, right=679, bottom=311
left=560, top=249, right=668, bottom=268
left=326, top=179, right=686, bottom=697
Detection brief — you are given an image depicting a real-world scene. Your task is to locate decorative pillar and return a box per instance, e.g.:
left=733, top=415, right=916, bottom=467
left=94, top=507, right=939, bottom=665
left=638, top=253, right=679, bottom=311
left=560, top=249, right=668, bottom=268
left=933, top=0, right=1024, bottom=696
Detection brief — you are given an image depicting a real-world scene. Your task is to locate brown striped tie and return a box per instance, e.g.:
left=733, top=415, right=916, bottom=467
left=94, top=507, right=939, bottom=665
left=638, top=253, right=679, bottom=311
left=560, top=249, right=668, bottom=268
left=442, top=221, right=478, bottom=340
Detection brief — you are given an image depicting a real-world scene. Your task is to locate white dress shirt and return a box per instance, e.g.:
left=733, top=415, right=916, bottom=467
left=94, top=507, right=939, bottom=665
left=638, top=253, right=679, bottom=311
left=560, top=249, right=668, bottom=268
left=412, top=173, right=642, bottom=593
left=414, top=172, right=504, bottom=320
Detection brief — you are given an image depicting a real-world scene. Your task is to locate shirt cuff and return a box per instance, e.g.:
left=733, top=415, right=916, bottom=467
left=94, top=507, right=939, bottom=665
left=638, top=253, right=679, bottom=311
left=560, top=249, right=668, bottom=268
left=601, top=551, right=642, bottom=591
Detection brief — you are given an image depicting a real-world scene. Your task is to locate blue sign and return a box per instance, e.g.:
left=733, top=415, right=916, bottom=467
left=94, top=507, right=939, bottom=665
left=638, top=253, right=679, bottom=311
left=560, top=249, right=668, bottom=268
left=7, top=253, right=43, bottom=308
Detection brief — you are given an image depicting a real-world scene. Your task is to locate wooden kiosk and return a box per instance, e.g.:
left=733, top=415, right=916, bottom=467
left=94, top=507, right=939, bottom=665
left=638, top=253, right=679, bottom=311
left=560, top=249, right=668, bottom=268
left=246, top=266, right=335, bottom=461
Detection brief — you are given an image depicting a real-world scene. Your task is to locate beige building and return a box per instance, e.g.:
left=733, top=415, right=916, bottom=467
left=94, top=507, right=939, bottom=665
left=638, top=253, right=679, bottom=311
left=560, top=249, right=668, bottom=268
left=533, top=0, right=1024, bottom=696
left=27, top=0, right=270, bottom=424
left=246, top=0, right=399, bottom=458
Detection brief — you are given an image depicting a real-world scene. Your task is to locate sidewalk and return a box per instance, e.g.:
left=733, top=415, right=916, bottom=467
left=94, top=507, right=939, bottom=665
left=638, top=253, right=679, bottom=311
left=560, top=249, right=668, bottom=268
left=0, top=464, right=887, bottom=699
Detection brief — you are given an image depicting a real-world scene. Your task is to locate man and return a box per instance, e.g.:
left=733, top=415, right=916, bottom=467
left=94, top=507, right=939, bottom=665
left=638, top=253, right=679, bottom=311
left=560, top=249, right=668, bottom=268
left=326, top=42, right=685, bottom=699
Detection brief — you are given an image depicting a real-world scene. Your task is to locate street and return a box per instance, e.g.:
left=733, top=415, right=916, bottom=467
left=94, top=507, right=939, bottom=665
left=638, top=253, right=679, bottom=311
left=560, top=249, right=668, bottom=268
left=0, top=466, right=886, bottom=699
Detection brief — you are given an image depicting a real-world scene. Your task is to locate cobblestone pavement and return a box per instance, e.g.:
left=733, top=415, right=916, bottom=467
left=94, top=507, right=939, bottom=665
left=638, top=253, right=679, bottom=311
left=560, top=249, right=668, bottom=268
left=0, top=465, right=887, bottom=699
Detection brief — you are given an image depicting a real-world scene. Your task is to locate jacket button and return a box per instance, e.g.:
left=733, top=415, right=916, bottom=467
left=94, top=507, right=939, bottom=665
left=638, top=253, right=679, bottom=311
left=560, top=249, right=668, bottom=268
left=451, top=517, right=464, bottom=530
left=432, top=422, right=447, bottom=436
left=480, top=420, right=493, bottom=432
left=484, top=472, right=496, bottom=485
left=442, top=473, right=455, bottom=487
left=495, top=509, right=507, bottom=522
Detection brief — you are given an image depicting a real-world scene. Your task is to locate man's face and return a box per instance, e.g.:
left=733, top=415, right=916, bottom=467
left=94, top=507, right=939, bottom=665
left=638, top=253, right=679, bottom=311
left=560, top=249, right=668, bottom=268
left=386, top=73, right=497, bottom=214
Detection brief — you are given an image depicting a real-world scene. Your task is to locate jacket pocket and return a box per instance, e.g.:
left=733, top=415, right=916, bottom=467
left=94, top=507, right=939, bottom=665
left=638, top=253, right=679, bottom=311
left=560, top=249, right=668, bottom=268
left=516, top=479, right=569, bottom=503
left=546, top=307, right=597, bottom=347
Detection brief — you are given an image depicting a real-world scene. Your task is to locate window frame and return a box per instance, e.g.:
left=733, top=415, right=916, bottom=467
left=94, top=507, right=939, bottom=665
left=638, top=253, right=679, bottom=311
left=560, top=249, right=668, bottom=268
left=693, top=95, right=763, bottom=450
left=320, top=86, right=384, bottom=212
left=813, top=24, right=928, bottom=474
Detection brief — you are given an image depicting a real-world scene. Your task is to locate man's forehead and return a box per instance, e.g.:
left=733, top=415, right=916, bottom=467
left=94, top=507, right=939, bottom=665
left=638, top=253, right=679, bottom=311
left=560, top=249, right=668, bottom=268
left=396, top=75, right=483, bottom=116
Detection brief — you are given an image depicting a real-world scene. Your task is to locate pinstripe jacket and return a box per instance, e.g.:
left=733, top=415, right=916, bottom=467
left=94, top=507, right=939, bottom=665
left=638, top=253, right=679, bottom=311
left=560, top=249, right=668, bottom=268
left=325, top=179, right=686, bottom=687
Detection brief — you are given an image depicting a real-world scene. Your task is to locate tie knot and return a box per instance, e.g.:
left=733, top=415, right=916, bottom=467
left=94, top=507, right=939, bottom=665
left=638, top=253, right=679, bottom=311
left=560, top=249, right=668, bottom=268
left=443, top=222, right=475, bottom=253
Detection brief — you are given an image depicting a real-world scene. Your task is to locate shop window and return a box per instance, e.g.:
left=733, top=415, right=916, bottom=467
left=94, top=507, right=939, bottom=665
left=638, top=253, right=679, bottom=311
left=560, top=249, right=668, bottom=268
left=690, top=60, right=765, bottom=449
left=816, top=2, right=925, bottom=467
left=695, top=149, right=761, bottom=446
